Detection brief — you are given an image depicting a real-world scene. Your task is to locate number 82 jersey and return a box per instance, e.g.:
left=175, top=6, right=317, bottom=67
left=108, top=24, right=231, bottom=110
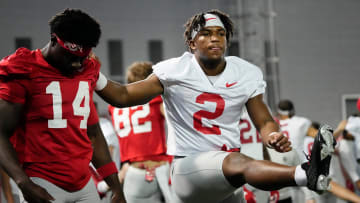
left=108, top=96, right=168, bottom=162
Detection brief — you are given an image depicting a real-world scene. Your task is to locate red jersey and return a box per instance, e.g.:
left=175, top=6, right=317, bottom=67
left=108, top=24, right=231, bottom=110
left=0, top=48, right=100, bottom=191
left=109, top=96, right=171, bottom=163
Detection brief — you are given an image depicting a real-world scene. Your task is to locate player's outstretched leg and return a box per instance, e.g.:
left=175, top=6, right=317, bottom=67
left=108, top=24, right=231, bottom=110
left=301, top=124, right=336, bottom=193
left=222, top=124, right=336, bottom=193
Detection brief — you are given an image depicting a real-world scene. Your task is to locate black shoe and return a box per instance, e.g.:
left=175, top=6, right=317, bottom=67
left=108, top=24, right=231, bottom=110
left=301, top=124, right=336, bottom=192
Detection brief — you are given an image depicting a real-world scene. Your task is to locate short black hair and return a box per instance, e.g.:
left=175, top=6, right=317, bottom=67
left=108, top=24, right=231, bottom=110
left=184, top=9, right=234, bottom=51
left=278, top=99, right=295, bottom=117
left=49, top=8, right=101, bottom=47
left=311, top=121, right=320, bottom=130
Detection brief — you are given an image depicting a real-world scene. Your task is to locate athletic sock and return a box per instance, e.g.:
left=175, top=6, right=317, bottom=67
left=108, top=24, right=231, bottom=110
left=294, top=165, right=307, bottom=186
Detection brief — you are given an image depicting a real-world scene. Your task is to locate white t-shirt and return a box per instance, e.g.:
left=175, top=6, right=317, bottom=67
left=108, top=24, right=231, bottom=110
left=279, top=116, right=311, bottom=162
left=153, top=52, right=266, bottom=156
left=99, top=117, right=120, bottom=168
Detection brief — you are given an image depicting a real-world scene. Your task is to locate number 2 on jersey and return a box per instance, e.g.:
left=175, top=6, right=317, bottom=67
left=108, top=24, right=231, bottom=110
left=46, top=81, right=90, bottom=129
left=193, top=93, right=225, bottom=135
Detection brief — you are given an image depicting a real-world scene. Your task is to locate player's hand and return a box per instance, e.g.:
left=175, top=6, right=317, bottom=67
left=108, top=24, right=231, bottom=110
left=267, top=132, right=292, bottom=152
left=18, top=179, right=55, bottom=203
left=111, top=190, right=126, bottom=203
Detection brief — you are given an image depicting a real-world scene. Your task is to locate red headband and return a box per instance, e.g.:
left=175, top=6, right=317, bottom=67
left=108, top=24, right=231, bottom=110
left=357, top=97, right=360, bottom=112
left=53, top=34, right=92, bottom=57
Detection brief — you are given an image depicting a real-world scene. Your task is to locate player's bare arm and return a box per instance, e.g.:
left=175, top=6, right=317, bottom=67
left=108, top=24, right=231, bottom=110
left=87, top=122, right=126, bottom=203
left=96, top=73, right=163, bottom=108
left=333, top=119, right=348, bottom=138
left=246, top=94, right=291, bottom=152
left=0, top=169, right=15, bottom=203
left=0, top=100, right=54, bottom=203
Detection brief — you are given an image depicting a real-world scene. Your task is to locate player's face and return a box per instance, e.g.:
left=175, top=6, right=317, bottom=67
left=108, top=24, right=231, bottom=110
left=51, top=43, right=87, bottom=76
left=191, top=26, right=227, bottom=61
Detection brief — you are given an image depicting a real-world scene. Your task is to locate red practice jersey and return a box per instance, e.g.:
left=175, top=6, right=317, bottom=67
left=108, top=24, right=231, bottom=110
left=0, top=48, right=100, bottom=191
left=109, top=96, right=171, bottom=163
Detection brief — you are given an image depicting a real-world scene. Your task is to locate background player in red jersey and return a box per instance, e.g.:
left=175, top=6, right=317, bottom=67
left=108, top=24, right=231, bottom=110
left=108, top=62, right=173, bottom=203
left=0, top=9, right=125, bottom=203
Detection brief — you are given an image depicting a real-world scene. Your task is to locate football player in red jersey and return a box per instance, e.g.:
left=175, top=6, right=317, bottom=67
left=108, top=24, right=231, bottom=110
left=0, top=9, right=125, bottom=203
left=109, top=62, right=173, bottom=203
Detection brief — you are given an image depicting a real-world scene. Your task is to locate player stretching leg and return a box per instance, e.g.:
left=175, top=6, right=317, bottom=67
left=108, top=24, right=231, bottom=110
left=95, top=9, right=335, bottom=203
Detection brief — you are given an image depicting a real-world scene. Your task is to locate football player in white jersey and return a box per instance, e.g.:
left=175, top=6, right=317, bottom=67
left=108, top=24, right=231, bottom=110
left=275, top=100, right=314, bottom=203
left=276, top=99, right=312, bottom=163
left=95, top=9, right=335, bottom=203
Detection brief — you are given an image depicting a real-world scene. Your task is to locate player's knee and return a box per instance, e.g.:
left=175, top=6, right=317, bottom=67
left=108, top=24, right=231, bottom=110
left=222, top=152, right=253, bottom=187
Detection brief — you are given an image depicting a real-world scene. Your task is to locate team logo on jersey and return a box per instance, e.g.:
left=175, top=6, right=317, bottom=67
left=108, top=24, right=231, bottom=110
left=226, top=82, right=237, bottom=88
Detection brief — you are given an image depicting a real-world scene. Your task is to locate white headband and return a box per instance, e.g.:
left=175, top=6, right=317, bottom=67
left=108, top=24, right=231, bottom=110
left=277, top=109, right=290, bottom=116
left=191, top=13, right=225, bottom=39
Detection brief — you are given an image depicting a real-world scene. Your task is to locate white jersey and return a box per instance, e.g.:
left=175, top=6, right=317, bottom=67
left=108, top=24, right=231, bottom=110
left=279, top=116, right=311, bottom=162
left=330, top=137, right=360, bottom=190
left=153, top=52, right=266, bottom=156
left=345, top=116, right=360, bottom=159
left=337, top=138, right=359, bottom=182
left=99, top=117, right=120, bottom=168
left=239, top=110, right=263, bottom=160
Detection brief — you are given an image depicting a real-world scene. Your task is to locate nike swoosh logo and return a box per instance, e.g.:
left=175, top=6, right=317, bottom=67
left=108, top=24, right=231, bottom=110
left=226, top=82, right=237, bottom=88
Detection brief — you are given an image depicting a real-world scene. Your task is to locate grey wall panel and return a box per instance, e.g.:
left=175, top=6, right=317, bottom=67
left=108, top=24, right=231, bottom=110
left=1, top=0, right=359, bottom=127
left=0, top=0, right=220, bottom=115
left=275, top=0, right=360, bottom=127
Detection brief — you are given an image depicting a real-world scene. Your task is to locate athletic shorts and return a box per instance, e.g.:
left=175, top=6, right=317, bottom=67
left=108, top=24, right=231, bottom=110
left=124, top=163, right=172, bottom=203
left=171, top=151, right=243, bottom=203
left=19, top=177, right=100, bottom=203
